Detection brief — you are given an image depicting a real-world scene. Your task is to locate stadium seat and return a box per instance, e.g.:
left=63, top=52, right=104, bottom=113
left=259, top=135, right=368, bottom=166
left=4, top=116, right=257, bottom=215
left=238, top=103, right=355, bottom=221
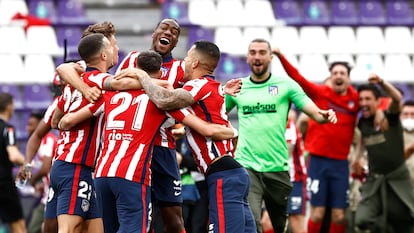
left=386, top=1, right=414, bottom=26
left=28, top=0, right=57, bottom=23
left=243, top=27, right=271, bottom=49
left=188, top=0, right=217, bottom=27
left=359, top=0, right=386, bottom=25
left=187, top=27, right=215, bottom=47
left=384, top=27, right=414, bottom=54
left=0, top=84, right=24, bottom=110
left=9, top=111, right=27, bottom=140
left=215, top=53, right=249, bottom=82
left=272, top=0, right=302, bottom=26
left=298, top=54, right=329, bottom=83
left=271, top=26, right=301, bottom=55
left=244, top=0, right=277, bottom=27
left=161, top=1, right=191, bottom=26
left=26, top=25, right=62, bottom=56
left=355, top=26, right=386, bottom=54
left=271, top=54, right=299, bottom=78
left=384, top=54, right=414, bottom=82
left=56, top=26, right=83, bottom=53
left=57, top=0, right=89, bottom=25
left=0, top=0, right=28, bottom=25
left=299, top=26, right=329, bottom=54
left=216, top=0, right=245, bottom=26
left=302, top=0, right=331, bottom=25
left=214, top=27, right=244, bottom=56
left=22, top=84, right=53, bottom=110
left=327, top=26, right=357, bottom=54
left=0, top=25, right=27, bottom=55
left=331, top=0, right=359, bottom=26
left=352, top=54, right=384, bottom=83
left=327, top=54, right=355, bottom=67
left=24, top=54, right=56, bottom=84
left=0, top=54, right=26, bottom=84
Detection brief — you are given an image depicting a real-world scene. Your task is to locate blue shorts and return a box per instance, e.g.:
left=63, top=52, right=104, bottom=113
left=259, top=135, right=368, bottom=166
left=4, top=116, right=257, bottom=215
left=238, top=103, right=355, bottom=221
left=288, top=181, right=306, bottom=215
left=94, top=177, right=151, bottom=233
left=49, top=160, right=100, bottom=219
left=151, top=146, right=182, bottom=205
left=206, top=167, right=256, bottom=233
left=307, top=155, right=349, bottom=208
left=44, top=186, right=57, bottom=219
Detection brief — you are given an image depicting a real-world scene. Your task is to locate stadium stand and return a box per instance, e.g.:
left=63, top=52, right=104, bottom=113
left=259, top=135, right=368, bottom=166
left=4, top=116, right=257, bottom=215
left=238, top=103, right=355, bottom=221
left=1, top=0, right=414, bottom=231
left=0, top=0, right=413, bottom=132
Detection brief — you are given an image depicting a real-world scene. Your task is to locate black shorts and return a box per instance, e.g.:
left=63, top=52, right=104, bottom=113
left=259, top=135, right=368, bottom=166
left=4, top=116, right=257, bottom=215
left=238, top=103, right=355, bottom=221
left=0, top=179, right=24, bottom=223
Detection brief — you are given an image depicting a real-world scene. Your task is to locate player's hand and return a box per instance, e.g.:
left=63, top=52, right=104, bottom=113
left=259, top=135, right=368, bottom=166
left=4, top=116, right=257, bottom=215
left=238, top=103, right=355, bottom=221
left=351, top=157, right=365, bottom=177
left=223, top=78, right=242, bottom=96
left=84, top=86, right=101, bottom=103
left=368, top=73, right=383, bottom=85
left=272, top=47, right=282, bottom=56
left=319, top=109, right=337, bottom=124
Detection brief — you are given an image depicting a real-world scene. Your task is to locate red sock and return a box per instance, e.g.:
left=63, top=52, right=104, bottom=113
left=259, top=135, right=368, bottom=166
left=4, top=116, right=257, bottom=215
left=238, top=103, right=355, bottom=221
left=263, top=230, right=274, bottom=233
left=307, top=219, right=322, bottom=233
left=329, top=222, right=346, bottom=233
left=180, top=229, right=187, bottom=233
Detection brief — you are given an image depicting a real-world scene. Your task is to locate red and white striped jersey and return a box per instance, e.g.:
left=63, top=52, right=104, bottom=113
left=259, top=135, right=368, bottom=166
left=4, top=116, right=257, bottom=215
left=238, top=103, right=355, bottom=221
left=116, top=51, right=186, bottom=149
left=179, top=75, right=234, bottom=174
left=43, top=97, right=58, bottom=126
left=89, top=90, right=181, bottom=184
left=285, top=119, right=307, bottom=183
left=55, top=68, right=110, bottom=168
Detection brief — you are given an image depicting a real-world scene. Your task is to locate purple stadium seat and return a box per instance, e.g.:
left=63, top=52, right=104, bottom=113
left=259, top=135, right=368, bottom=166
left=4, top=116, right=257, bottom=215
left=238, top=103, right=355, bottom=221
left=0, top=84, right=24, bottom=110
left=331, top=0, right=359, bottom=25
left=56, top=26, right=82, bottom=53
left=187, top=27, right=214, bottom=47
left=28, top=0, right=57, bottom=23
left=161, top=1, right=191, bottom=26
left=273, top=1, right=303, bottom=26
left=216, top=53, right=249, bottom=82
left=359, top=0, right=386, bottom=25
left=9, top=111, right=29, bottom=140
left=386, top=1, right=414, bottom=26
left=56, top=0, right=91, bottom=26
left=303, top=0, right=330, bottom=25
left=23, top=84, right=53, bottom=110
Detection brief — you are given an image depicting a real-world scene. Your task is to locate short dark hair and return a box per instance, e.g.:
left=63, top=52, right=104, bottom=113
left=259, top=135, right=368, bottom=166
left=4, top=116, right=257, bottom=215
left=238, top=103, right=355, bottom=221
left=136, top=51, right=162, bottom=74
left=0, top=93, right=13, bottom=112
left=357, top=84, right=381, bottom=99
left=329, top=61, right=352, bottom=76
left=30, top=111, right=44, bottom=121
left=194, top=40, right=220, bottom=68
left=403, top=100, right=414, bottom=107
left=154, top=18, right=181, bottom=36
left=78, top=33, right=106, bottom=63
left=250, top=38, right=272, bottom=51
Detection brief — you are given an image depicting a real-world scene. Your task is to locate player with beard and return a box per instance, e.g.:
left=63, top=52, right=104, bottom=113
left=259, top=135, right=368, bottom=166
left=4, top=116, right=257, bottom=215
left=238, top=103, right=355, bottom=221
left=224, top=39, right=337, bottom=233
left=273, top=47, right=359, bottom=233
left=353, top=75, right=414, bottom=233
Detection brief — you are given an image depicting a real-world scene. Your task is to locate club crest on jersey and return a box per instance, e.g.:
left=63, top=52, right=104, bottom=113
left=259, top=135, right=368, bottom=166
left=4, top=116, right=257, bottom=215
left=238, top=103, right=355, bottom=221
left=161, top=66, right=169, bottom=77
left=348, top=101, right=355, bottom=109
left=81, top=199, right=90, bottom=212
left=268, top=85, right=278, bottom=96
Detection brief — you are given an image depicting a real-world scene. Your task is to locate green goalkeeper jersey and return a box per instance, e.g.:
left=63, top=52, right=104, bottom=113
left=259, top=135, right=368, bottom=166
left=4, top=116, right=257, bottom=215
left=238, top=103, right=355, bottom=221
left=226, top=74, right=310, bottom=172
